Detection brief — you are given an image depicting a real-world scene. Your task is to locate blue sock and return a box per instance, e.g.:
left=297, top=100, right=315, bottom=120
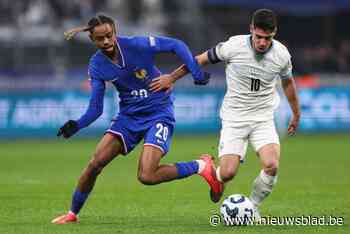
left=175, top=161, right=199, bottom=179
left=70, top=189, right=90, bottom=215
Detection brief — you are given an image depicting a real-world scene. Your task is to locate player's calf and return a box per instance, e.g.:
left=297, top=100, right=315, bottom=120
left=86, top=158, right=106, bottom=177
left=249, top=144, right=280, bottom=213
left=76, top=158, right=106, bottom=193
left=249, top=170, right=278, bottom=208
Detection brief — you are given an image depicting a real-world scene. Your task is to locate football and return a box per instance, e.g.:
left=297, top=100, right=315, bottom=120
left=220, top=194, right=255, bottom=225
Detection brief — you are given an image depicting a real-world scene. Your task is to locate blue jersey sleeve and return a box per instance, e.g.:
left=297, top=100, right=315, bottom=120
left=76, top=78, right=105, bottom=129
left=135, top=36, right=204, bottom=82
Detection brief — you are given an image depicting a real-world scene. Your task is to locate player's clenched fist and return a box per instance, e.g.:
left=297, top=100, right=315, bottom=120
left=57, top=120, right=79, bottom=138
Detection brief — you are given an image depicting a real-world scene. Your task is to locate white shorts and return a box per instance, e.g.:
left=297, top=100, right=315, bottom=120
left=218, top=119, right=280, bottom=161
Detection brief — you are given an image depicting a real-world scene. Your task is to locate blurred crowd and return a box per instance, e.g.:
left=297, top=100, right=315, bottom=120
left=0, top=0, right=350, bottom=75
left=0, top=0, right=106, bottom=26
left=0, top=0, right=166, bottom=27
left=295, top=40, right=350, bottom=74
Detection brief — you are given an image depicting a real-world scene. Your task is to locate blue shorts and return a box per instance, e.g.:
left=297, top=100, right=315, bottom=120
left=106, top=114, right=175, bottom=156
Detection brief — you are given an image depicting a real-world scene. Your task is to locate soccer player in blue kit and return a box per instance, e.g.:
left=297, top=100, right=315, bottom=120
left=51, top=14, right=223, bottom=224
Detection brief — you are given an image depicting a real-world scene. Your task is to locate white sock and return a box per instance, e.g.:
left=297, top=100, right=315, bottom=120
left=249, top=170, right=277, bottom=207
left=196, top=160, right=206, bottom=174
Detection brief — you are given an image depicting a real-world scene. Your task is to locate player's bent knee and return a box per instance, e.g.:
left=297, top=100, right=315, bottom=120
left=220, top=167, right=237, bottom=182
left=263, top=159, right=279, bottom=176
left=137, top=172, right=158, bottom=185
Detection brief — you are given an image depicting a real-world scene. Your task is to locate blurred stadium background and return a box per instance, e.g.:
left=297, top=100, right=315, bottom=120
left=0, top=1, right=349, bottom=233
left=0, top=0, right=350, bottom=136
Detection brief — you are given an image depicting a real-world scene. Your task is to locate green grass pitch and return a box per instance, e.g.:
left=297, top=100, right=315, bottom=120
left=0, top=134, right=349, bottom=234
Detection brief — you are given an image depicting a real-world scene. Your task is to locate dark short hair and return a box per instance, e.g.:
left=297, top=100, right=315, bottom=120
left=251, top=9, right=277, bottom=33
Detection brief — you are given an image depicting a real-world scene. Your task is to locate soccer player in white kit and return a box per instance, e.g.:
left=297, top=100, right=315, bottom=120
left=150, top=9, right=301, bottom=219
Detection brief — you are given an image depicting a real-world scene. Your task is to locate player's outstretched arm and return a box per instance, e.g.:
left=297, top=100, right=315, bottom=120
left=282, top=77, right=301, bottom=136
left=57, top=78, right=105, bottom=139
left=149, top=51, right=210, bottom=92
left=153, top=37, right=208, bottom=82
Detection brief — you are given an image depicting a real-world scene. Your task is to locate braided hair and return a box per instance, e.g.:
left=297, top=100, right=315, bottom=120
left=64, top=14, right=116, bottom=40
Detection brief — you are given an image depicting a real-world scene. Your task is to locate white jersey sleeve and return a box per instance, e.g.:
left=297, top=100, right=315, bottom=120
left=279, top=49, right=293, bottom=79
left=215, top=36, right=241, bottom=62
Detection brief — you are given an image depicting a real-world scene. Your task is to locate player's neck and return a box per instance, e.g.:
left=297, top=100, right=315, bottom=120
left=103, top=46, right=119, bottom=63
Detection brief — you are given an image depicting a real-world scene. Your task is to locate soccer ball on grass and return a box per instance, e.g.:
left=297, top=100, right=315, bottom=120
left=220, top=194, right=255, bottom=225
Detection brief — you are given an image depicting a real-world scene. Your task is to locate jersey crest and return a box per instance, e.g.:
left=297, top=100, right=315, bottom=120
left=134, top=68, right=148, bottom=79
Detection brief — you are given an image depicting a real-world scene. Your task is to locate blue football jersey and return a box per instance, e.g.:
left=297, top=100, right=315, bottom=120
left=77, top=36, right=204, bottom=130
left=89, top=36, right=173, bottom=115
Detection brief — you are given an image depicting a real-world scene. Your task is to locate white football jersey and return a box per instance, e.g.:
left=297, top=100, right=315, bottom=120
left=214, top=35, right=293, bottom=121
